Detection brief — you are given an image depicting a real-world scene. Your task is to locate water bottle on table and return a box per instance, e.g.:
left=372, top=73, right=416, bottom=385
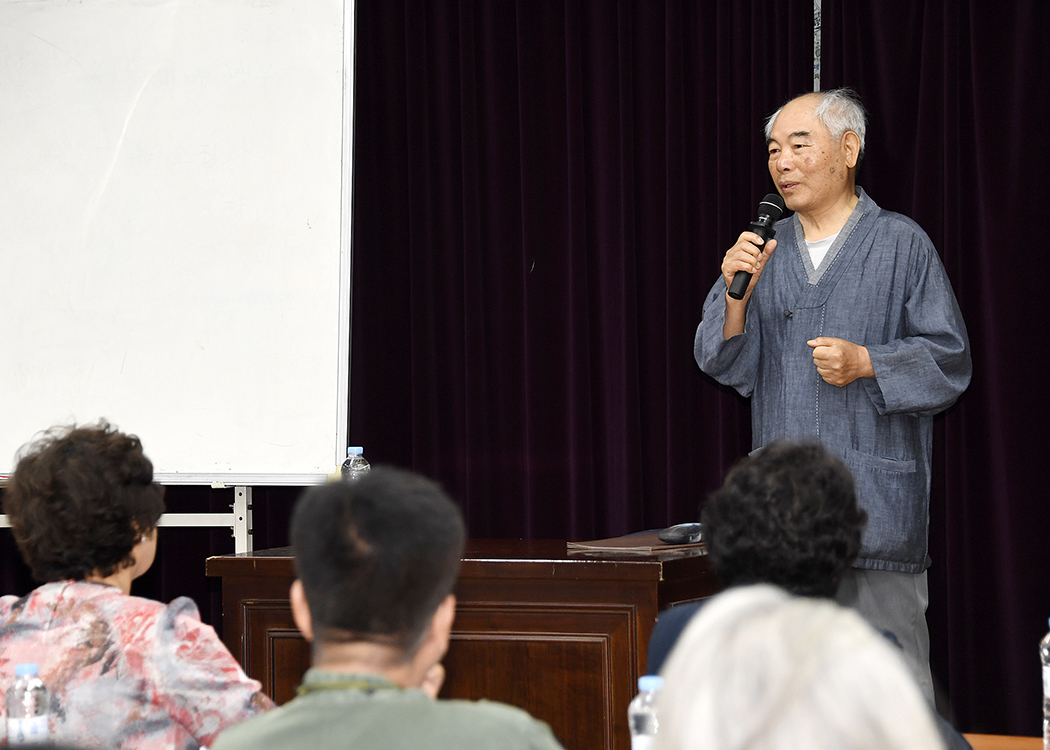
left=1041, top=617, right=1050, bottom=750
left=628, top=674, right=662, bottom=750
left=341, top=446, right=371, bottom=481
left=6, top=663, right=49, bottom=745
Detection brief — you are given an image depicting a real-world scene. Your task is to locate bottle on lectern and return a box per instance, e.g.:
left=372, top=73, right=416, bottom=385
left=340, top=446, right=371, bottom=481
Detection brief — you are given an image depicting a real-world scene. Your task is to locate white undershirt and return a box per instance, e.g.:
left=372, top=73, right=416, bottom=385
left=806, top=231, right=840, bottom=268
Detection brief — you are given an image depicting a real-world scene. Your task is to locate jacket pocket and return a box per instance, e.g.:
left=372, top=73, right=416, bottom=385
left=842, top=447, right=924, bottom=566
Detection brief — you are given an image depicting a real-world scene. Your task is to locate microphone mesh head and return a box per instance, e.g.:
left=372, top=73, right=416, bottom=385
left=758, top=193, right=786, bottom=220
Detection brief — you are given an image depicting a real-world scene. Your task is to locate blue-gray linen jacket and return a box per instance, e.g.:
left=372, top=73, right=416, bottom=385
left=696, top=188, right=971, bottom=573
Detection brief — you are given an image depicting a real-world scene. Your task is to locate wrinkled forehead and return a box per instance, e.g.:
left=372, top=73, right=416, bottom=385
left=768, top=96, right=829, bottom=142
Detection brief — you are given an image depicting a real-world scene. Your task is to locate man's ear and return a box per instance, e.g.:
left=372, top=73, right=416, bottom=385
left=290, top=579, right=314, bottom=643
left=433, top=594, right=456, bottom=642
left=423, top=594, right=456, bottom=662
left=407, top=595, right=457, bottom=692
left=842, top=130, right=861, bottom=169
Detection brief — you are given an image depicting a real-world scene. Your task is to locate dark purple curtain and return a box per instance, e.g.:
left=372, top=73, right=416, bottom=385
left=820, top=0, right=1050, bottom=736
left=350, top=0, right=812, bottom=541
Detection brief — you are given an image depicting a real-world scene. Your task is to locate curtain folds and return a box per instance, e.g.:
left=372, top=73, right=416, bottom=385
left=351, top=0, right=1048, bottom=734
left=350, top=0, right=812, bottom=541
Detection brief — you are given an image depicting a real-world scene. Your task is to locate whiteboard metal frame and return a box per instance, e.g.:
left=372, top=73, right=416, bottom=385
left=0, top=485, right=252, bottom=553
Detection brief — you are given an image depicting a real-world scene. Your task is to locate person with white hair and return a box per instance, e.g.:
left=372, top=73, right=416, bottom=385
left=654, top=584, right=946, bottom=750
left=694, top=87, right=971, bottom=701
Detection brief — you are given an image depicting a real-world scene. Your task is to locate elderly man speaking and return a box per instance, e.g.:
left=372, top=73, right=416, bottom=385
left=694, top=88, right=971, bottom=702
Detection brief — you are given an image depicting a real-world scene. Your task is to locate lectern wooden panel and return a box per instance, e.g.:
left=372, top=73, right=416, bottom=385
left=205, top=539, right=718, bottom=750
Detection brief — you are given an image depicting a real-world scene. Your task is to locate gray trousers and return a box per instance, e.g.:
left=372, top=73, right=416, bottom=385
left=835, top=567, right=935, bottom=704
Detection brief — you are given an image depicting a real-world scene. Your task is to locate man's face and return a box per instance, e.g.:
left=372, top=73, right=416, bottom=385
left=766, top=95, right=853, bottom=217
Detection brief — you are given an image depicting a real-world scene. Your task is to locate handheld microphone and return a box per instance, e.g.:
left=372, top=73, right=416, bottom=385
left=727, top=193, right=786, bottom=300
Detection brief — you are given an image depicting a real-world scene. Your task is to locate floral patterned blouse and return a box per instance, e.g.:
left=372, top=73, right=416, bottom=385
left=0, top=581, right=274, bottom=749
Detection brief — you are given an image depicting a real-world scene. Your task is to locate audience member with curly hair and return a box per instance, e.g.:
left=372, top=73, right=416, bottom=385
left=646, top=439, right=971, bottom=750
left=0, top=421, right=273, bottom=749
left=702, top=438, right=866, bottom=597
left=647, top=439, right=866, bottom=673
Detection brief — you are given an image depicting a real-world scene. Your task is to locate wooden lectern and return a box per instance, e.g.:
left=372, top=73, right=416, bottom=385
left=205, top=537, right=718, bottom=750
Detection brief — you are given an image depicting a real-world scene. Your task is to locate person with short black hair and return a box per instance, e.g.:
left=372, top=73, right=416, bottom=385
left=212, top=467, right=564, bottom=750
left=290, top=465, right=465, bottom=658
left=0, top=421, right=273, bottom=749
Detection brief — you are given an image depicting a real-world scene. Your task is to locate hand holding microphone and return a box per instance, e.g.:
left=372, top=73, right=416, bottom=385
left=725, top=193, right=786, bottom=300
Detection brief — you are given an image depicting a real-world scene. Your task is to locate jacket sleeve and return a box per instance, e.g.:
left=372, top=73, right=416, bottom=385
left=150, top=597, right=275, bottom=747
left=862, top=234, right=971, bottom=416
left=694, top=276, right=762, bottom=398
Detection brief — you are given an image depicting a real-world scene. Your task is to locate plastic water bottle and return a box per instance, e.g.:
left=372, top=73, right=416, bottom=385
left=341, top=446, right=371, bottom=481
left=5, top=663, right=49, bottom=745
left=1041, top=618, right=1050, bottom=750
left=628, top=674, right=662, bottom=750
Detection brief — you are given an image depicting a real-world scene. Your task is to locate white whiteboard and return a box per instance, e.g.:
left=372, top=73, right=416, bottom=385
left=0, top=0, right=353, bottom=485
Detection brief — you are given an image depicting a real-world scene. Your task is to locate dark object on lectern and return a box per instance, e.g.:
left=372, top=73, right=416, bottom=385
left=657, top=522, right=704, bottom=545
left=727, top=193, right=787, bottom=300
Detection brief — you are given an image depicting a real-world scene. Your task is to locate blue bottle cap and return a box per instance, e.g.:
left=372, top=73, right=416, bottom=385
left=637, top=675, right=663, bottom=692
left=347, top=446, right=364, bottom=456
left=14, top=663, right=38, bottom=677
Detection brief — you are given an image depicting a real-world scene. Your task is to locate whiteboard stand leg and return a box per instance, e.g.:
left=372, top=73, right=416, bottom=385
left=233, top=486, right=253, bottom=554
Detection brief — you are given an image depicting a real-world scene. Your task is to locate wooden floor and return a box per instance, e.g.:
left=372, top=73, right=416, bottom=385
left=963, top=735, right=1042, bottom=750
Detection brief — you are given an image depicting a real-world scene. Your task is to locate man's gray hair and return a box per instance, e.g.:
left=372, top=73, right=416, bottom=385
left=654, top=585, right=946, bottom=750
left=764, top=88, right=868, bottom=161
